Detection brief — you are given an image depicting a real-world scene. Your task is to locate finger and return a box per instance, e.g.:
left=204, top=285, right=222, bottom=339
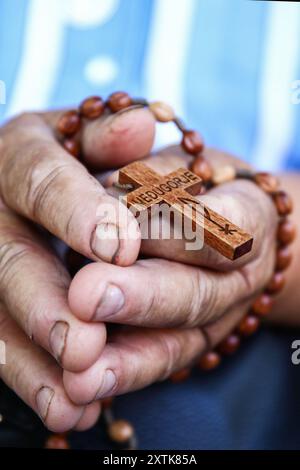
left=63, top=327, right=205, bottom=404
left=0, top=306, right=86, bottom=432
left=73, top=401, right=102, bottom=431
left=0, top=206, right=106, bottom=372
left=65, top=302, right=256, bottom=405
left=106, top=148, right=277, bottom=270
left=69, top=258, right=266, bottom=329
left=0, top=110, right=155, bottom=265
left=43, top=105, right=156, bottom=169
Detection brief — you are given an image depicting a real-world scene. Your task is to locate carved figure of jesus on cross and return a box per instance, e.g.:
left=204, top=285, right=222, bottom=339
left=118, top=161, right=253, bottom=260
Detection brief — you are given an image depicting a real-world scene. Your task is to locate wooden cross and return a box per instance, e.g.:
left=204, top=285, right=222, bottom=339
left=118, top=161, right=253, bottom=260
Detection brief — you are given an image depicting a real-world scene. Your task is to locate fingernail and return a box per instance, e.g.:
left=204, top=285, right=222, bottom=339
left=91, top=223, right=120, bottom=263
left=36, top=386, right=54, bottom=421
left=93, top=284, right=125, bottom=321
left=95, top=370, right=117, bottom=399
left=49, top=321, right=69, bottom=362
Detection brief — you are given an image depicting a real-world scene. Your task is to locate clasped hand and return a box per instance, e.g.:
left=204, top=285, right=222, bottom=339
left=0, top=106, right=276, bottom=431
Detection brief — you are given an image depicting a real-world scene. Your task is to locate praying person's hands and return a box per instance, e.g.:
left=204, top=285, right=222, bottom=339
left=0, top=106, right=156, bottom=431
left=63, top=147, right=278, bottom=404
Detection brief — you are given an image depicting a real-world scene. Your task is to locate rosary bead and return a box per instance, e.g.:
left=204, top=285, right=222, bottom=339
left=181, top=130, right=204, bottom=155
left=45, top=434, right=69, bottom=449
left=80, top=96, right=105, bottom=119
left=218, top=334, right=240, bottom=355
left=254, top=172, right=279, bottom=193
left=212, top=165, right=236, bottom=185
left=191, top=156, right=213, bottom=182
left=149, top=101, right=175, bottom=122
left=276, top=245, right=292, bottom=271
left=198, top=351, right=221, bottom=370
left=266, top=271, right=285, bottom=294
left=238, top=315, right=260, bottom=336
left=273, top=191, right=293, bottom=216
left=107, top=91, right=132, bottom=112
left=108, top=419, right=134, bottom=443
left=251, top=293, right=273, bottom=316
left=170, top=368, right=191, bottom=383
left=57, top=110, right=81, bottom=136
left=277, top=219, right=296, bottom=245
left=62, top=138, right=80, bottom=158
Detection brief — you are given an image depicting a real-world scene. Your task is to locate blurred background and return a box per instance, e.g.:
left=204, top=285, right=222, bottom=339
left=1, top=0, right=300, bottom=450
left=0, top=0, right=300, bottom=169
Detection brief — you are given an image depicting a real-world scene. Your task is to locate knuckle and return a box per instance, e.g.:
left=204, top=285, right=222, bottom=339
left=0, top=238, right=38, bottom=337
left=187, top=271, right=220, bottom=327
left=4, top=112, right=39, bottom=131
left=144, top=284, right=173, bottom=328
left=1, top=113, right=42, bottom=147
left=29, top=160, right=69, bottom=219
left=0, top=312, right=8, bottom=331
left=0, top=112, right=43, bottom=181
left=7, top=350, right=33, bottom=398
left=143, top=288, right=159, bottom=324
left=12, top=111, right=39, bottom=127
left=0, top=238, right=34, bottom=291
left=26, top=155, right=77, bottom=232
left=7, top=363, right=23, bottom=395
left=159, top=333, right=183, bottom=380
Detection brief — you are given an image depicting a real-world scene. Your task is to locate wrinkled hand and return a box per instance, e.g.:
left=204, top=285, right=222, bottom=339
left=64, top=146, right=277, bottom=404
left=0, top=105, right=155, bottom=431
left=0, top=105, right=277, bottom=432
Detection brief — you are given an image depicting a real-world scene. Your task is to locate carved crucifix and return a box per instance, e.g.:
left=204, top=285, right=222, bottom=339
left=118, top=161, right=253, bottom=260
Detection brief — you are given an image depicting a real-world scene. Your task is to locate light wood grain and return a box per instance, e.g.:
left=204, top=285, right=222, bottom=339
left=119, top=162, right=253, bottom=259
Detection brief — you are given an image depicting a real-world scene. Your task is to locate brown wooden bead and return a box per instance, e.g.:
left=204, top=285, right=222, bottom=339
left=149, top=101, right=175, bottom=122
left=238, top=315, right=260, bottom=336
left=108, top=419, right=134, bottom=443
left=62, top=138, right=80, bottom=158
left=266, top=271, right=286, bottom=294
left=170, top=368, right=191, bottom=383
left=80, top=96, right=105, bottom=119
left=57, top=110, right=81, bottom=136
left=212, top=165, right=236, bottom=185
left=218, top=334, right=240, bottom=355
left=181, top=130, right=204, bottom=155
left=107, top=91, right=132, bottom=112
left=277, top=219, right=296, bottom=245
left=45, top=434, right=69, bottom=449
left=254, top=172, right=279, bottom=193
left=273, top=191, right=293, bottom=216
left=276, top=245, right=292, bottom=271
left=191, top=156, right=213, bottom=182
left=198, top=351, right=221, bottom=371
left=251, top=293, right=273, bottom=316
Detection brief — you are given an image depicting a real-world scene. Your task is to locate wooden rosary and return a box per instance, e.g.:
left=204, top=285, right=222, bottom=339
left=45, top=92, right=295, bottom=450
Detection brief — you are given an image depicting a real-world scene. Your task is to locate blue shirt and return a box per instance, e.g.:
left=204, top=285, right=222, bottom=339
left=1, top=0, right=300, bottom=449
left=2, top=0, right=300, bottom=171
